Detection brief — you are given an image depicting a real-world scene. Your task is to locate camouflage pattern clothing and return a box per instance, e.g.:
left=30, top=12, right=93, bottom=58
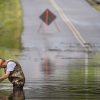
left=4, top=60, right=25, bottom=88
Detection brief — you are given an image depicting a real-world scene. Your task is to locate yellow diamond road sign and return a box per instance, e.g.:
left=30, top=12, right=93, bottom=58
left=40, top=9, right=56, bottom=25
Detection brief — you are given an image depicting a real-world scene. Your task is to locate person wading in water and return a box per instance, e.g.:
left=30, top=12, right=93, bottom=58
left=0, top=58, right=25, bottom=90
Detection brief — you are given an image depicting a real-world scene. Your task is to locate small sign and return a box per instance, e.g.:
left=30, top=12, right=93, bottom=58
left=40, top=9, right=56, bottom=25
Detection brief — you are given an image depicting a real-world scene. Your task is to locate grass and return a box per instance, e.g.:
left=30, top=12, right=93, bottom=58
left=86, top=0, right=100, bottom=11
left=0, top=0, right=23, bottom=79
left=0, top=0, right=23, bottom=49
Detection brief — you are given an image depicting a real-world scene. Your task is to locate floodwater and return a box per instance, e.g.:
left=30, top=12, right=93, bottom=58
left=0, top=46, right=100, bottom=100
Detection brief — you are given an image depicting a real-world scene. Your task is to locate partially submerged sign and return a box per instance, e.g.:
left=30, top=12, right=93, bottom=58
left=40, top=9, right=56, bottom=25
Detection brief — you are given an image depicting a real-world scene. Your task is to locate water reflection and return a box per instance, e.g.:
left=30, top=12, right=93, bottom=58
left=66, top=51, right=100, bottom=100
left=84, top=50, right=89, bottom=100
left=8, top=89, right=25, bottom=100
left=41, top=57, right=54, bottom=80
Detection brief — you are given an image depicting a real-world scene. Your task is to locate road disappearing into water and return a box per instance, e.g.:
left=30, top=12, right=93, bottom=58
left=18, top=0, right=100, bottom=99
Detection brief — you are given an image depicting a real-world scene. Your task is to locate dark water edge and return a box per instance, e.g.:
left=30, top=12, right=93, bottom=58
left=1, top=81, right=100, bottom=100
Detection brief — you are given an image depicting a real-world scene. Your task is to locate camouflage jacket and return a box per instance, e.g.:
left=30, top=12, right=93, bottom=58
left=4, top=60, right=25, bottom=86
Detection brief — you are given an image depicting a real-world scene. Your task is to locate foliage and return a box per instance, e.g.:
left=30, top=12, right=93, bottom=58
left=0, top=0, right=23, bottom=49
left=86, top=0, right=100, bottom=11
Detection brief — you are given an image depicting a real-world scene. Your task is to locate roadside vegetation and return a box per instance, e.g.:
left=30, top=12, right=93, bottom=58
left=86, top=0, right=100, bottom=11
left=0, top=0, right=23, bottom=78
left=0, top=0, right=23, bottom=49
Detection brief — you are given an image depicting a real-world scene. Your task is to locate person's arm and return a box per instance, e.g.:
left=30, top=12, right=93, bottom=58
left=0, top=71, right=10, bottom=82
left=0, top=61, right=16, bottom=82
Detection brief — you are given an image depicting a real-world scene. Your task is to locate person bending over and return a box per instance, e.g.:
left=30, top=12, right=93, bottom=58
left=0, top=58, right=25, bottom=90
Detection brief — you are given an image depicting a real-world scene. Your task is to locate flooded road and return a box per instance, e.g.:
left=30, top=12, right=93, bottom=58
left=1, top=50, right=100, bottom=99
left=1, top=0, right=100, bottom=99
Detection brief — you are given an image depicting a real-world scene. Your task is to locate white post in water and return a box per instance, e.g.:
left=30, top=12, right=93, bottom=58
left=84, top=49, right=89, bottom=85
left=84, top=48, right=89, bottom=100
